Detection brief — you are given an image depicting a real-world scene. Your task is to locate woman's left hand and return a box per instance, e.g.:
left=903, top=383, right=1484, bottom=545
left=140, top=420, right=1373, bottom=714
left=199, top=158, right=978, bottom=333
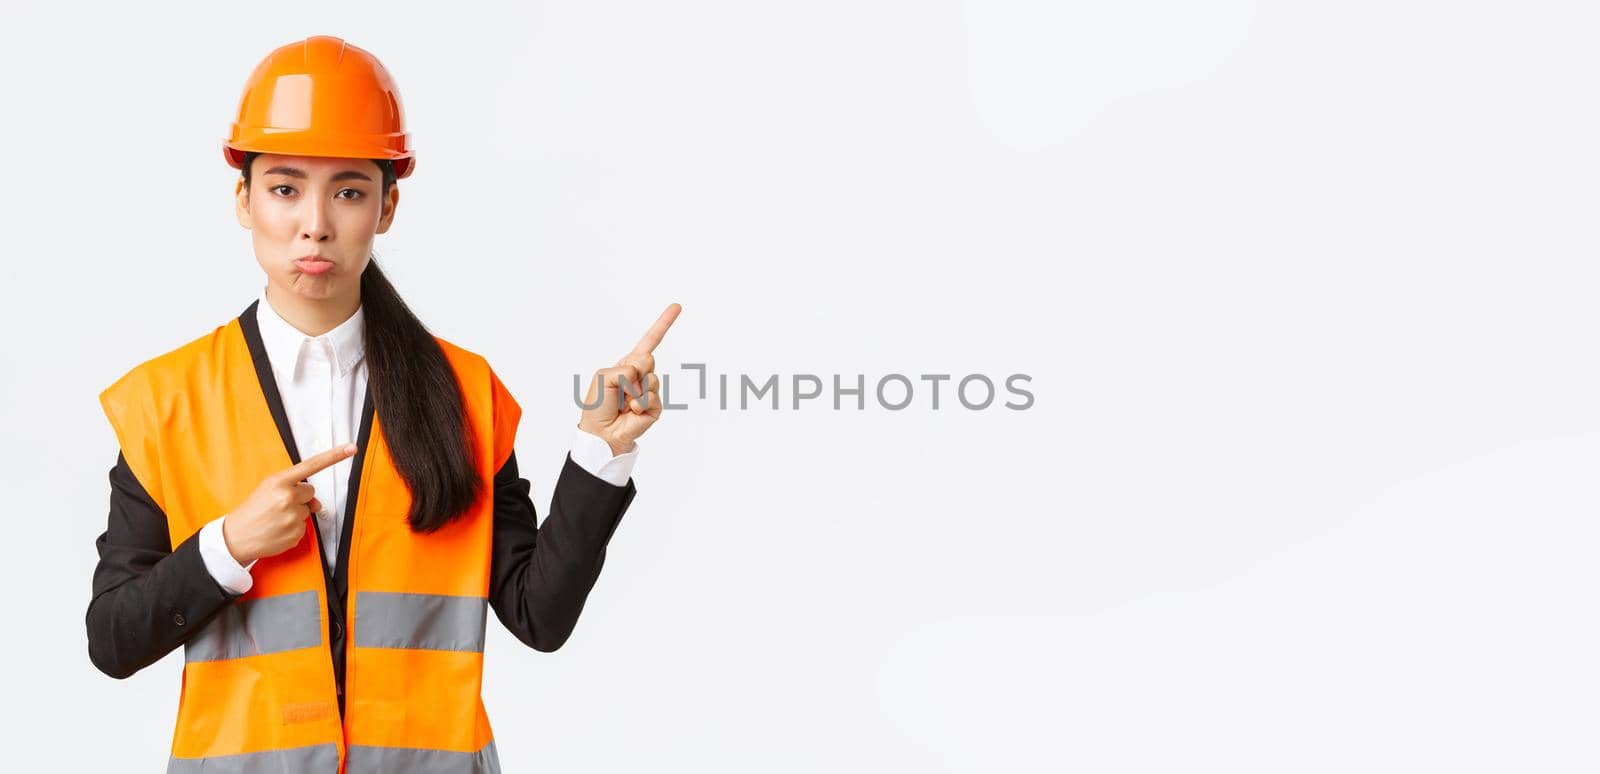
left=577, top=303, right=682, bottom=456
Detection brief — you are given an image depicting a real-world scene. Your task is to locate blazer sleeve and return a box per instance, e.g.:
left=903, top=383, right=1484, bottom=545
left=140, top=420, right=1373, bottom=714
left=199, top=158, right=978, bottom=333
left=86, top=450, right=242, bottom=679
left=488, top=449, right=638, bottom=652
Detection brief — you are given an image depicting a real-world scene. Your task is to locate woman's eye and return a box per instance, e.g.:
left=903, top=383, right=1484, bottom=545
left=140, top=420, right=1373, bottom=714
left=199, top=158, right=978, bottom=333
left=337, top=188, right=363, bottom=200
left=271, top=185, right=295, bottom=197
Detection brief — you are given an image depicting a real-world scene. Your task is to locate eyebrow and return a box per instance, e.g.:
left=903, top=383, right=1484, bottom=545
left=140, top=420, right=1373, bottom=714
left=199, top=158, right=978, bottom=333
left=261, top=166, right=374, bottom=182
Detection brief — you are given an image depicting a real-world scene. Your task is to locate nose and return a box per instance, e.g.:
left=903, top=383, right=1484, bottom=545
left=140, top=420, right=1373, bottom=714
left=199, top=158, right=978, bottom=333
left=301, top=195, right=334, bottom=243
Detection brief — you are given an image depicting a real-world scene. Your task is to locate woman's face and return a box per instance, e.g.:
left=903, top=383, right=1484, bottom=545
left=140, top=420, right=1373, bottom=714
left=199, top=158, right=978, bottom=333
left=235, top=153, right=399, bottom=304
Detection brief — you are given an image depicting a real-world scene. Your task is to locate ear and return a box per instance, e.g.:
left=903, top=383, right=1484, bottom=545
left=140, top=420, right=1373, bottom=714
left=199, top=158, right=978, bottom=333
left=376, top=184, right=400, bottom=235
left=234, top=177, right=253, bottom=230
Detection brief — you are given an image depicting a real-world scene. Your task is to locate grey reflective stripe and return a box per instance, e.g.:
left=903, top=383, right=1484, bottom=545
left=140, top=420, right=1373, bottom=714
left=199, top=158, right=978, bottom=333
left=347, top=739, right=501, bottom=773
left=185, top=589, right=323, bottom=662
left=167, top=743, right=338, bottom=773
left=353, top=591, right=487, bottom=652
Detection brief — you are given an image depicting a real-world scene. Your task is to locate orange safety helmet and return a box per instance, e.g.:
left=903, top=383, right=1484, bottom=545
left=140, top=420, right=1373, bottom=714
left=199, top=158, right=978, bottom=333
left=223, top=36, right=415, bottom=178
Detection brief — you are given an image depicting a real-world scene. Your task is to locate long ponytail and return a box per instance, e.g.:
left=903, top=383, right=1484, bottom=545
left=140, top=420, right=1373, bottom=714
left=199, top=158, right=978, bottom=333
left=242, top=152, right=483, bottom=533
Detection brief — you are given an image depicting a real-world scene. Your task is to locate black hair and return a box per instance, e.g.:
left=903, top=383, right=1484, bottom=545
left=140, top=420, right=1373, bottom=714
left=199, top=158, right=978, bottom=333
left=241, top=151, right=483, bottom=533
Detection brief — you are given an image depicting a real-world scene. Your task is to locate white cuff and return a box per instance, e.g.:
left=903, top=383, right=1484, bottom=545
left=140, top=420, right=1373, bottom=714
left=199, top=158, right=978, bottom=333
left=199, top=516, right=257, bottom=595
left=570, top=425, right=638, bottom=487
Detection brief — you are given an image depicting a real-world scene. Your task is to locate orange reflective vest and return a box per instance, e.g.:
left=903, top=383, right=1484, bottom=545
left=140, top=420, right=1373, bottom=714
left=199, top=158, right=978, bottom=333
left=99, top=300, right=519, bottom=772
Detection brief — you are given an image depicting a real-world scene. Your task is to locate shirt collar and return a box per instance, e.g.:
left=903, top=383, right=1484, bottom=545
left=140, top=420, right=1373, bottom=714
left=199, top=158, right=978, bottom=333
left=255, top=285, right=367, bottom=381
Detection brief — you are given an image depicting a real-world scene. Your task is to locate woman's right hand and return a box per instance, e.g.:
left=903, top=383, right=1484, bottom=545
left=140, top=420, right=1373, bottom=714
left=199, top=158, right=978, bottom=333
left=221, top=444, right=357, bottom=565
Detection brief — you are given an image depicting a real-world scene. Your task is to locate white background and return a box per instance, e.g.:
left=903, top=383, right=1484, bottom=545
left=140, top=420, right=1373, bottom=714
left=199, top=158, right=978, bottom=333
left=2, top=1, right=1596, bottom=771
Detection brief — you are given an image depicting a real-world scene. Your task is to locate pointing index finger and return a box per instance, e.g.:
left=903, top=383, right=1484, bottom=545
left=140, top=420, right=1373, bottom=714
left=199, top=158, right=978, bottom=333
left=284, top=443, right=358, bottom=482
left=629, top=303, right=682, bottom=356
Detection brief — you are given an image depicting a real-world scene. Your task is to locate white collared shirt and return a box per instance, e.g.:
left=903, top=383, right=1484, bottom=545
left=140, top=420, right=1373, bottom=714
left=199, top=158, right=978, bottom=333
left=196, top=285, right=639, bottom=594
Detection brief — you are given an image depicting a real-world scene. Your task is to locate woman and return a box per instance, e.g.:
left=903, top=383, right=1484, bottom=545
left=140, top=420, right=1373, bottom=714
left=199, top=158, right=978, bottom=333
left=85, top=35, right=678, bottom=772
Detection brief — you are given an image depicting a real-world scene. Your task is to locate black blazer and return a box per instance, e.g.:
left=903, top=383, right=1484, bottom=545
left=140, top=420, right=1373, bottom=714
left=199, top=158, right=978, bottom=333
left=86, top=301, right=638, bottom=717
